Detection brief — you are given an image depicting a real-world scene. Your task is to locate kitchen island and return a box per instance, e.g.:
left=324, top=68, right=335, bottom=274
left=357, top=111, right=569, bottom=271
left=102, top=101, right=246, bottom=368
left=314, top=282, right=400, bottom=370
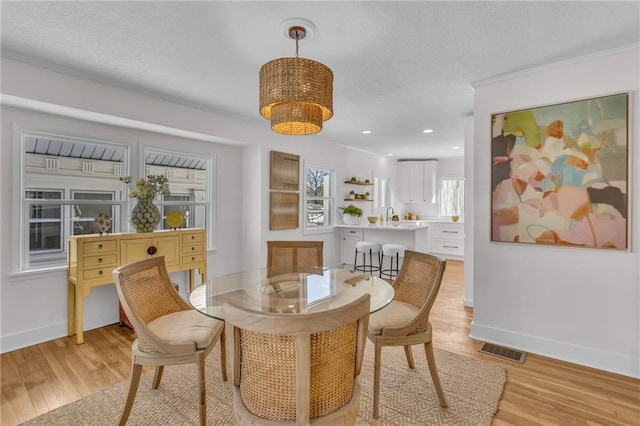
left=336, top=221, right=429, bottom=267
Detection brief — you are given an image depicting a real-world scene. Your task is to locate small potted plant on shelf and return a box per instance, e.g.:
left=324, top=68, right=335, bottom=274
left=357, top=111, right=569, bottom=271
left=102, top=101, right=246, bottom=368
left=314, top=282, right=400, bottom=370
left=364, top=179, right=371, bottom=184
left=365, top=191, right=370, bottom=200
left=339, top=204, right=363, bottom=225
left=348, top=190, right=355, bottom=200
left=350, top=176, right=357, bottom=182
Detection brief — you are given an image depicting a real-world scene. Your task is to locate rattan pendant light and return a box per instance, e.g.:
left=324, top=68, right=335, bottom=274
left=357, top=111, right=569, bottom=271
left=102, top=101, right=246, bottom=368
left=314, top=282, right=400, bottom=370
left=259, top=19, right=333, bottom=136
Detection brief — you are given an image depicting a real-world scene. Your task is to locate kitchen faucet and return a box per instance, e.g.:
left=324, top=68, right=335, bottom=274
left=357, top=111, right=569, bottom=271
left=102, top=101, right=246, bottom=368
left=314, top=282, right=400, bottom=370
left=385, top=206, right=395, bottom=222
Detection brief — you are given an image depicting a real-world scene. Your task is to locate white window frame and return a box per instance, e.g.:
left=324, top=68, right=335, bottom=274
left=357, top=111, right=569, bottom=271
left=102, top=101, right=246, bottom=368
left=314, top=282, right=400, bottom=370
left=303, top=164, right=335, bottom=234
left=16, top=129, right=129, bottom=273
left=143, top=147, right=215, bottom=250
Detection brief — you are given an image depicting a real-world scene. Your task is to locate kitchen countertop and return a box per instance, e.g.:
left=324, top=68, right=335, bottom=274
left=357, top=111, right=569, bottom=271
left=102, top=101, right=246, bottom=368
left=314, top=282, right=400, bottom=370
left=335, top=222, right=429, bottom=231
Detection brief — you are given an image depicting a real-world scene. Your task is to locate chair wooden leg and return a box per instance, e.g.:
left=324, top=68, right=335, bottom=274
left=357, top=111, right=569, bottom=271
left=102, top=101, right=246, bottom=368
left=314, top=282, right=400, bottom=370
left=220, top=326, right=228, bottom=382
left=373, top=341, right=382, bottom=419
left=424, top=341, right=448, bottom=407
left=119, top=362, right=142, bottom=426
left=403, top=345, right=415, bottom=369
left=197, top=351, right=207, bottom=426
left=152, top=365, right=164, bottom=389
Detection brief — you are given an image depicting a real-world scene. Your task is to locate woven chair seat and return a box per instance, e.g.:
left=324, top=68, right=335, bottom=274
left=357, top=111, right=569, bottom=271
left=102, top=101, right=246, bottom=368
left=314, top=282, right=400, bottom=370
left=146, top=310, right=224, bottom=351
left=368, top=301, right=419, bottom=335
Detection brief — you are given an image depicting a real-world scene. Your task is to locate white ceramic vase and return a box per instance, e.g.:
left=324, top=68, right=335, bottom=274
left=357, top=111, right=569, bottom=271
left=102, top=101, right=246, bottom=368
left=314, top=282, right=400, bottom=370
left=343, top=213, right=361, bottom=225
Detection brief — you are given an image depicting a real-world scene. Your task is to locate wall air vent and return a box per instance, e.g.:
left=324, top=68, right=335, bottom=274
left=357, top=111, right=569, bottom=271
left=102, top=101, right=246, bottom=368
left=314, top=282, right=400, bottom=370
left=478, top=342, right=527, bottom=363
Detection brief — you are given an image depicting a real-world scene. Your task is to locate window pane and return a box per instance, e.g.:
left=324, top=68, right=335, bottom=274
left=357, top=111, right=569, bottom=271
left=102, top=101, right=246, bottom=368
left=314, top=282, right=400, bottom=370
left=306, top=169, right=330, bottom=196
left=439, top=179, right=465, bottom=217
left=29, top=221, right=62, bottom=252
left=72, top=192, right=115, bottom=235
left=27, top=191, right=62, bottom=220
left=144, top=149, right=211, bottom=239
left=306, top=199, right=330, bottom=228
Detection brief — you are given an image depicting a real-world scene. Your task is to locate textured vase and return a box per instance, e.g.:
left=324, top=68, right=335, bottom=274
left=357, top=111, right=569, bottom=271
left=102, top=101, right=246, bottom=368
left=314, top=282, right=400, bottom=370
left=131, top=199, right=160, bottom=232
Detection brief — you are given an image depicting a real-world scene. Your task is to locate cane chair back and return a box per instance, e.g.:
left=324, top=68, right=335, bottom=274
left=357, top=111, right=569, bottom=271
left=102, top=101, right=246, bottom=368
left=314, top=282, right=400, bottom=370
left=224, top=294, right=370, bottom=425
left=266, top=240, right=324, bottom=270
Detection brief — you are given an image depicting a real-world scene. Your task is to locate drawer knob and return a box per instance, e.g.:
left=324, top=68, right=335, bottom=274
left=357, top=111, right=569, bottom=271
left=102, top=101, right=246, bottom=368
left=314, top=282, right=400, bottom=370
left=191, top=247, right=195, bottom=251
left=98, top=258, right=103, bottom=263
left=98, top=244, right=103, bottom=249
left=147, top=245, right=158, bottom=255
left=98, top=270, right=103, bottom=276
left=191, top=235, right=195, bottom=240
left=191, top=256, right=195, bottom=261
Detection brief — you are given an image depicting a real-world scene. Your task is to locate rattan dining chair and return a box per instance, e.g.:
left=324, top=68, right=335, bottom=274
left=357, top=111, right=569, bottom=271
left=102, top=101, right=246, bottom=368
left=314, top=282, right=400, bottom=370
left=224, top=294, right=370, bottom=425
left=367, top=250, right=448, bottom=418
left=266, top=240, right=324, bottom=269
left=112, top=256, right=227, bottom=426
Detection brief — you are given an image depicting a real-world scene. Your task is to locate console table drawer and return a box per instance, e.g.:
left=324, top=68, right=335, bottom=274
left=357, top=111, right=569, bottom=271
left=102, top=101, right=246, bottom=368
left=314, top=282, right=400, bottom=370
left=183, top=253, right=205, bottom=265
left=182, top=244, right=205, bottom=254
left=182, top=232, right=204, bottom=244
left=83, top=254, right=117, bottom=268
left=83, top=267, right=113, bottom=280
left=82, top=240, right=117, bottom=255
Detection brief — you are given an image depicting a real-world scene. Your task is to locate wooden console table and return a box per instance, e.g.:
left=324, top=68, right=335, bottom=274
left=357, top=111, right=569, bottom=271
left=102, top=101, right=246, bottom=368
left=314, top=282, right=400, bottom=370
left=67, top=229, right=207, bottom=344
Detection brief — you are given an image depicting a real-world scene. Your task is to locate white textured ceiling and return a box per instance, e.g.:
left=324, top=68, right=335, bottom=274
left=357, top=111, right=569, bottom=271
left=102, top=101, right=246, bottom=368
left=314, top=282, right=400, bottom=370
left=2, top=1, right=639, bottom=159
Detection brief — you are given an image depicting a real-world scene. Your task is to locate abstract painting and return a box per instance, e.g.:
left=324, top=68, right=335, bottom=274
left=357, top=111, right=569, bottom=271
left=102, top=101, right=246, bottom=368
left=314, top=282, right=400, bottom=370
left=491, top=92, right=629, bottom=250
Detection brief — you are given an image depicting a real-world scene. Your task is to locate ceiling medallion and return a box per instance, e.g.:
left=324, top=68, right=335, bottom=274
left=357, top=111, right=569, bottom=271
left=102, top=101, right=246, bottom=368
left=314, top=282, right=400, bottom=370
left=259, top=18, right=333, bottom=136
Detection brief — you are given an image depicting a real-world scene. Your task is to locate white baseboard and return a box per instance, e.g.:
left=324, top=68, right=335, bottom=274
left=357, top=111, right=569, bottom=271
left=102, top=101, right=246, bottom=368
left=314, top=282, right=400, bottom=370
left=463, top=298, right=473, bottom=308
left=0, top=310, right=119, bottom=354
left=470, top=322, right=639, bottom=379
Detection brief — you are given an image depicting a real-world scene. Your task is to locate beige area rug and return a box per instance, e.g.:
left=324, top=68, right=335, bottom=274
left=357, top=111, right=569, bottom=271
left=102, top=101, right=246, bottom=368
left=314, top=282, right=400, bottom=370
left=20, top=345, right=506, bottom=425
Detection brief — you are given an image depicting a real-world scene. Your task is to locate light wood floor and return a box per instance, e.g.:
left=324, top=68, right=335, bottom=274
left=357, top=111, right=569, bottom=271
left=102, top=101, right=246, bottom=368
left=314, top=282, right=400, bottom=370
left=2, top=260, right=639, bottom=425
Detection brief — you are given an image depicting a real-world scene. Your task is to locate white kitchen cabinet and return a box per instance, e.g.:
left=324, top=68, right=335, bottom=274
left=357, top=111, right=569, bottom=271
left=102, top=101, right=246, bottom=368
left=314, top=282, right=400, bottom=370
left=429, top=222, right=464, bottom=259
left=397, top=160, right=438, bottom=203
left=342, top=227, right=363, bottom=266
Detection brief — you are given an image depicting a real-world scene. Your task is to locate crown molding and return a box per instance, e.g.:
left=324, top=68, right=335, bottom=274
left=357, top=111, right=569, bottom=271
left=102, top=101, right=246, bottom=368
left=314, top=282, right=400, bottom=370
left=471, top=43, right=640, bottom=88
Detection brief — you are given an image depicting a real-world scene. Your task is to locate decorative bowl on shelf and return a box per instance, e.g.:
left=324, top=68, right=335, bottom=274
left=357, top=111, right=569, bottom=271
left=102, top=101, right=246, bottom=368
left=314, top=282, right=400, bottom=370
left=367, top=216, right=379, bottom=224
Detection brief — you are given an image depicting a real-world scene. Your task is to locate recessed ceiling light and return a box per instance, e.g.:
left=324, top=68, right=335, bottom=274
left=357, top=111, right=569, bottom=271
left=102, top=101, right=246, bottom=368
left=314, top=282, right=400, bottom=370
left=423, top=129, right=434, bottom=134
left=362, top=130, right=372, bottom=134
left=452, top=146, right=461, bottom=150
left=386, top=153, right=394, bottom=156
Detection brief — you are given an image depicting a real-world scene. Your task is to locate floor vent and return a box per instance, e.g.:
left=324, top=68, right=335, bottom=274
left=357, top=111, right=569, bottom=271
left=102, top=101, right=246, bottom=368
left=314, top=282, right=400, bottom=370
left=478, top=342, right=527, bottom=363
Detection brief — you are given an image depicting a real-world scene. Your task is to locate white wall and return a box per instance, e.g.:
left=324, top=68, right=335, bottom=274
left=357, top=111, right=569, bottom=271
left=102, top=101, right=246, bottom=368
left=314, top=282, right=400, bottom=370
left=471, top=46, right=639, bottom=378
left=0, top=57, right=398, bottom=352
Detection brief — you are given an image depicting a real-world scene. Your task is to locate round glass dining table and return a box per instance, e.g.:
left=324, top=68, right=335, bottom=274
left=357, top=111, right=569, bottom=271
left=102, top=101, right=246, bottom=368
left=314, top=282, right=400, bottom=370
left=189, top=267, right=395, bottom=320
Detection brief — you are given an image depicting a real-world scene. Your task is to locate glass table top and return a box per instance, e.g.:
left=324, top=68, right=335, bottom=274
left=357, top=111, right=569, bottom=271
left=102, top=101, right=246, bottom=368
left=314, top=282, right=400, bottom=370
left=189, top=267, right=395, bottom=320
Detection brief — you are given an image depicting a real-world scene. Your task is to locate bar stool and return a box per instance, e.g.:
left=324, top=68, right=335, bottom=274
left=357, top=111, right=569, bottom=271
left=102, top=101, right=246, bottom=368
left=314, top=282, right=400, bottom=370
left=353, top=241, right=381, bottom=275
left=380, top=243, right=406, bottom=279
